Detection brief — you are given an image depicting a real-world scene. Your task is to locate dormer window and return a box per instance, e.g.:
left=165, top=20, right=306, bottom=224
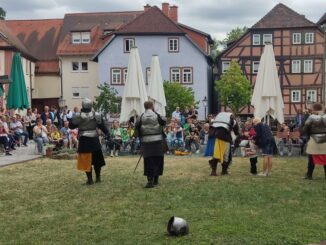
left=124, top=38, right=135, bottom=53
left=71, top=31, right=90, bottom=44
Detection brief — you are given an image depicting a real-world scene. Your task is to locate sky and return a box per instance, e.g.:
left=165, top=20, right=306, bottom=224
left=2, top=0, right=326, bottom=40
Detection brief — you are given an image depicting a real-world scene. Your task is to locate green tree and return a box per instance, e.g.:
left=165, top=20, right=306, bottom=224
left=93, top=83, right=121, bottom=119
left=0, top=7, right=6, bottom=20
left=215, top=60, right=252, bottom=115
left=214, top=26, right=247, bottom=54
left=163, top=81, right=197, bottom=118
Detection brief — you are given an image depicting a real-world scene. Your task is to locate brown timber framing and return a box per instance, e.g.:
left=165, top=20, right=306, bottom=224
left=217, top=26, right=324, bottom=119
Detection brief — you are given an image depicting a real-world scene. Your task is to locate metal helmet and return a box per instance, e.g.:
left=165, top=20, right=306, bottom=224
left=82, top=98, right=92, bottom=110
left=167, top=216, right=189, bottom=236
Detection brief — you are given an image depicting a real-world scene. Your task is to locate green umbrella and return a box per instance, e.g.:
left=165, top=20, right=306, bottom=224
left=0, top=85, right=4, bottom=97
left=7, top=53, right=29, bottom=109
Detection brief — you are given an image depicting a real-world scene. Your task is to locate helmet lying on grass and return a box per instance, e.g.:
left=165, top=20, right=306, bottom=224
left=167, top=216, right=189, bottom=236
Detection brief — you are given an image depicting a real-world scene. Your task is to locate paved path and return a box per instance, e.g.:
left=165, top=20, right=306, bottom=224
left=0, top=141, right=42, bottom=167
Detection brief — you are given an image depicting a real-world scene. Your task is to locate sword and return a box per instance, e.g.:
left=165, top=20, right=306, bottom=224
left=133, top=154, right=143, bottom=173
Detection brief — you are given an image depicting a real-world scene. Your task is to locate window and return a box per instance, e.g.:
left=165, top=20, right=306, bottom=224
left=81, top=62, right=88, bottom=71
left=124, top=38, right=135, bottom=52
left=182, top=67, right=193, bottom=84
left=170, top=67, right=181, bottom=83
left=306, top=90, right=317, bottom=103
left=111, top=69, right=122, bottom=85
left=72, top=62, right=88, bottom=72
left=252, top=61, right=260, bottom=74
left=81, top=32, right=90, bottom=44
left=146, top=67, right=151, bottom=85
left=291, top=90, right=301, bottom=103
left=72, top=87, right=89, bottom=98
left=263, top=34, right=273, bottom=44
left=222, top=61, right=230, bottom=73
left=305, top=33, right=314, bottom=44
left=252, top=34, right=260, bottom=45
left=72, top=32, right=81, bottom=44
left=123, top=68, right=128, bottom=84
left=304, top=60, right=313, bottom=73
left=72, top=62, right=79, bottom=71
left=168, top=38, right=179, bottom=52
left=292, top=33, right=301, bottom=44
left=292, top=60, right=301, bottom=73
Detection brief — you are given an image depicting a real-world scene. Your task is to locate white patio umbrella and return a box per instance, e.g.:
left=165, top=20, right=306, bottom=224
left=251, top=43, right=284, bottom=124
left=148, top=55, right=167, bottom=116
left=119, top=47, right=148, bottom=123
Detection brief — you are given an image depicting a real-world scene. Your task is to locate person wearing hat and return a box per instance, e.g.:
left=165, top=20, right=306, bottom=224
left=302, top=103, right=326, bottom=180
left=208, top=112, right=240, bottom=176
left=70, top=98, right=109, bottom=185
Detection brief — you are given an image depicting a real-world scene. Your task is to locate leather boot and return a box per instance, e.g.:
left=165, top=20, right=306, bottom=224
left=85, top=171, right=94, bottom=185
left=145, top=176, right=154, bottom=188
left=209, top=158, right=218, bottom=176
left=95, top=166, right=101, bottom=183
left=221, top=162, right=229, bottom=175
left=154, top=176, right=159, bottom=185
left=250, top=157, right=257, bottom=175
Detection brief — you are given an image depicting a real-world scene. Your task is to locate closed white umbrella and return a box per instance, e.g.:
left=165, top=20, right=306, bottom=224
left=148, top=55, right=167, bottom=116
left=119, top=47, right=148, bottom=123
left=251, top=43, right=284, bottom=124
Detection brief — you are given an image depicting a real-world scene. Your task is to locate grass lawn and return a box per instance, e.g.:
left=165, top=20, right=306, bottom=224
left=0, top=155, right=325, bottom=245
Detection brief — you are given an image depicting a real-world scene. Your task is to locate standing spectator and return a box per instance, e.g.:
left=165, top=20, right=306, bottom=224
left=40, top=105, right=54, bottom=125
left=278, top=122, right=291, bottom=156
left=302, top=103, right=326, bottom=180
left=51, top=105, right=59, bottom=127
left=59, top=106, right=73, bottom=125
left=33, top=118, right=49, bottom=154
left=33, top=107, right=40, bottom=119
left=199, top=123, right=210, bottom=145
left=188, top=105, right=198, bottom=119
left=294, top=109, right=304, bottom=129
left=24, top=108, right=36, bottom=140
left=10, top=115, right=29, bottom=146
left=172, top=106, right=181, bottom=120
left=253, top=117, right=277, bottom=177
left=183, top=107, right=190, bottom=121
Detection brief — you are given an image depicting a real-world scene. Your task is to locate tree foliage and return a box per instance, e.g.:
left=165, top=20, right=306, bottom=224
left=214, top=26, right=247, bottom=55
left=215, top=60, right=252, bottom=115
left=93, top=83, right=121, bottom=119
left=0, top=7, right=6, bottom=20
left=163, top=81, right=197, bottom=118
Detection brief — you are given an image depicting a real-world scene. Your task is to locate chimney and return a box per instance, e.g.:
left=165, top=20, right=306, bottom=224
left=162, top=2, right=169, bottom=17
left=144, top=4, right=151, bottom=11
left=169, top=5, right=178, bottom=22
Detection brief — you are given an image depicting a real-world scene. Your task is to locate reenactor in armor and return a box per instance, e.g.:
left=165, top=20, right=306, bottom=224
left=70, top=98, right=109, bottom=185
left=302, top=103, right=326, bottom=180
left=208, top=112, right=240, bottom=176
left=136, top=101, right=166, bottom=188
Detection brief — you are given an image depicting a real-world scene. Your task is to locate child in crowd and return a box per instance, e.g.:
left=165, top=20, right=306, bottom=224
left=245, top=139, right=258, bottom=175
left=121, top=128, right=130, bottom=151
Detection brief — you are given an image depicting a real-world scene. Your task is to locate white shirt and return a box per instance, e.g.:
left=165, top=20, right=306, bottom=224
left=172, top=111, right=181, bottom=120
left=10, top=121, right=23, bottom=134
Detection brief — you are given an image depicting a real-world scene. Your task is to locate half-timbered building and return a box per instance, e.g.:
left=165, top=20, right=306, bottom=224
left=217, top=3, right=325, bottom=120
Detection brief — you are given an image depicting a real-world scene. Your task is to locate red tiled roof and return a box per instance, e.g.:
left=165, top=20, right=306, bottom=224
left=56, top=11, right=142, bottom=56
left=0, top=20, right=36, bottom=60
left=6, top=19, right=63, bottom=61
left=252, top=3, right=316, bottom=29
left=115, top=6, right=185, bottom=35
left=36, top=60, right=60, bottom=74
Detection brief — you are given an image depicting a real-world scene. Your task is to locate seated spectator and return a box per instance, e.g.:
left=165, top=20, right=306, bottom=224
left=60, top=120, right=71, bottom=148
left=69, top=128, right=78, bottom=149
left=185, top=124, right=200, bottom=153
left=46, top=119, right=54, bottom=136
left=121, top=128, right=130, bottom=151
left=0, top=122, right=12, bottom=155
left=127, top=123, right=140, bottom=154
left=0, top=115, right=16, bottom=150
left=278, top=122, right=292, bottom=156
left=171, top=121, right=184, bottom=148
left=24, top=108, right=36, bottom=140
left=33, top=118, right=49, bottom=154
left=165, top=126, right=174, bottom=151
left=10, top=115, right=29, bottom=146
left=109, top=120, right=123, bottom=157
left=199, top=123, right=210, bottom=145
left=188, top=105, right=198, bottom=119
left=49, top=125, right=63, bottom=149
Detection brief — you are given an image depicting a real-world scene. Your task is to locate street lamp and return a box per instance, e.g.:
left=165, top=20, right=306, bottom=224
left=58, top=96, right=66, bottom=109
left=202, top=96, right=208, bottom=120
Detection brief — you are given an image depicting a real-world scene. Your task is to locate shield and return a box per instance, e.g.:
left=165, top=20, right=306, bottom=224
left=148, top=55, right=166, bottom=116
left=251, top=43, right=284, bottom=123
left=7, top=53, right=30, bottom=109
left=119, top=47, right=148, bottom=123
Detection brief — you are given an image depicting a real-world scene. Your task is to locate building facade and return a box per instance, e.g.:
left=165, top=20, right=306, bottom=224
left=217, top=3, right=325, bottom=120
